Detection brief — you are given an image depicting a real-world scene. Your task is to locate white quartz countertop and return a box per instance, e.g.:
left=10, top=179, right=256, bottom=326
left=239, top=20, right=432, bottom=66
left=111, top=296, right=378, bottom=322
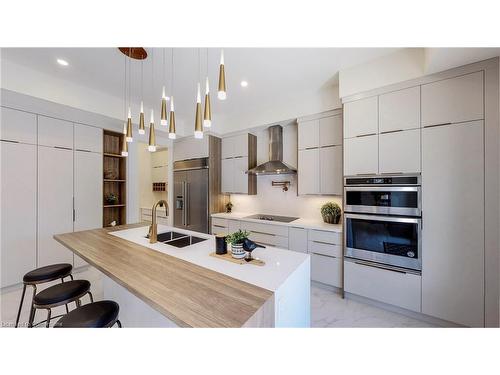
left=109, top=225, right=310, bottom=292
left=211, top=212, right=343, bottom=233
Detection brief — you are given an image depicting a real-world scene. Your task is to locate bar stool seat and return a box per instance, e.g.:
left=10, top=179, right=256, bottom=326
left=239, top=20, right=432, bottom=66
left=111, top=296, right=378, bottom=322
left=23, top=263, right=73, bottom=283
left=54, top=301, right=121, bottom=328
left=34, top=280, right=91, bottom=306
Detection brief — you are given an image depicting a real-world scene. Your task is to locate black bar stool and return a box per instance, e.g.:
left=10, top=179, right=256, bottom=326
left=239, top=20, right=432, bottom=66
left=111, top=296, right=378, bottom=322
left=54, top=300, right=122, bottom=328
left=16, top=263, right=73, bottom=328
left=29, top=280, right=93, bottom=328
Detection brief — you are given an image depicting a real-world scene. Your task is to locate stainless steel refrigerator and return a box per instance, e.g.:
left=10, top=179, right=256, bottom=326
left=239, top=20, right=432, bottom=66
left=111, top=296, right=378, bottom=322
left=173, top=158, right=209, bottom=234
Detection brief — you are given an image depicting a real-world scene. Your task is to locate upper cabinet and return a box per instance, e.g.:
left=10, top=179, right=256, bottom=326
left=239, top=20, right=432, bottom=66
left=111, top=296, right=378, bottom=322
left=0, top=107, right=37, bottom=144
left=74, top=123, right=103, bottom=153
left=421, top=71, right=484, bottom=127
left=344, top=135, right=378, bottom=176
left=173, top=136, right=209, bottom=162
left=38, top=116, right=73, bottom=149
left=343, top=96, right=378, bottom=138
left=298, top=112, right=343, bottom=195
left=221, top=133, right=257, bottom=195
left=379, top=86, right=420, bottom=133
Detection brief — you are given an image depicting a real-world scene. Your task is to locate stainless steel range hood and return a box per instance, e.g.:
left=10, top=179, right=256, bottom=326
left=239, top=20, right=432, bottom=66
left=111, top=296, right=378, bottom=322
left=246, top=125, right=297, bottom=175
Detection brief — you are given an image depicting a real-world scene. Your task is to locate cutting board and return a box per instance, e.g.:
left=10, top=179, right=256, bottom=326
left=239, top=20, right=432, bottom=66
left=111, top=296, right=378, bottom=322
left=209, top=252, right=265, bottom=266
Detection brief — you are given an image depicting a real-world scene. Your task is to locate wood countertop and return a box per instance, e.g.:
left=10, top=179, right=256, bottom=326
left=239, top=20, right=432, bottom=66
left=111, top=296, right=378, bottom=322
left=54, top=224, right=274, bottom=328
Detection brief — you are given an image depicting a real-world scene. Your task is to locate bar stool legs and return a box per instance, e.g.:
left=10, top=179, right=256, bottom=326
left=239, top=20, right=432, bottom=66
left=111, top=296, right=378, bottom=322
left=116, top=320, right=122, bottom=328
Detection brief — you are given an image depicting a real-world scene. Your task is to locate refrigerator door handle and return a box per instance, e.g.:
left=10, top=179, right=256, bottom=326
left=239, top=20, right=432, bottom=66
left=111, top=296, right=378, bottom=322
left=182, top=181, right=187, bottom=226
left=186, top=182, right=190, bottom=226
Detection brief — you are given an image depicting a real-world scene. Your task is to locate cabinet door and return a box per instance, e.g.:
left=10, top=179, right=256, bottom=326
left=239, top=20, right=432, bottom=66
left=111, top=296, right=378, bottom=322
left=421, top=71, right=484, bottom=127
left=311, top=254, right=342, bottom=288
left=221, top=137, right=234, bottom=159
left=0, top=107, right=37, bottom=144
left=379, top=86, right=420, bottom=133
left=221, top=158, right=234, bottom=193
left=74, top=123, right=103, bottom=153
left=74, top=151, right=102, bottom=267
left=298, top=148, right=320, bottom=195
left=320, top=146, right=342, bottom=195
left=232, top=134, right=249, bottom=157
left=343, top=135, right=378, bottom=176
left=319, top=115, right=342, bottom=147
left=344, top=96, right=378, bottom=138
left=289, top=227, right=308, bottom=253
left=38, top=146, right=74, bottom=267
left=298, top=120, right=319, bottom=149
left=233, top=156, right=249, bottom=194
left=38, top=116, right=73, bottom=149
left=1, top=142, right=37, bottom=287
left=422, top=120, right=484, bottom=327
left=379, top=129, right=420, bottom=174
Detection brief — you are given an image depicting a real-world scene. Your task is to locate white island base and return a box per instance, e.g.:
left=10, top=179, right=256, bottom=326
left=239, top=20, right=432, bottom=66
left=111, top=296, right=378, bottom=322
left=107, top=225, right=311, bottom=328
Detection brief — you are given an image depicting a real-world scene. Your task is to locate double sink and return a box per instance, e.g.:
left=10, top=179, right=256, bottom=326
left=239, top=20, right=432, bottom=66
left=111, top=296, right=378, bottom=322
left=145, top=231, right=207, bottom=248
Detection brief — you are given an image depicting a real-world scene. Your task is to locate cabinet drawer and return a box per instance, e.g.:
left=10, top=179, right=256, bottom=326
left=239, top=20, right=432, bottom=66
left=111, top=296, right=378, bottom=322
left=344, top=135, right=378, bottom=176
left=311, top=254, right=342, bottom=288
left=212, top=217, right=228, bottom=228
left=241, top=221, right=289, bottom=237
left=379, top=129, right=420, bottom=174
left=248, top=232, right=288, bottom=249
left=308, top=241, right=342, bottom=258
left=0, top=107, right=37, bottom=144
left=344, top=260, right=421, bottom=312
left=309, top=230, right=341, bottom=245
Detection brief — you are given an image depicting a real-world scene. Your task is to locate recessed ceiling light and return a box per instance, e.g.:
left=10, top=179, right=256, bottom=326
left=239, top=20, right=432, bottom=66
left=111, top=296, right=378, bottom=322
left=57, top=58, right=69, bottom=66
left=240, top=80, right=248, bottom=87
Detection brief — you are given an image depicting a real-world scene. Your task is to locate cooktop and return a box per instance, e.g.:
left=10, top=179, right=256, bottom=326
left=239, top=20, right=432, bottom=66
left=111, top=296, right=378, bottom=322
left=244, top=214, right=299, bottom=223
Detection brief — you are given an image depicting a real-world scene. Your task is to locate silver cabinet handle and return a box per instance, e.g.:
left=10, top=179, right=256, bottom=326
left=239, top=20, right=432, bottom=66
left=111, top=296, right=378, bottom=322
left=355, top=133, right=376, bottom=138
left=250, top=230, right=276, bottom=237
left=379, top=129, right=403, bottom=135
left=423, top=122, right=452, bottom=129
left=312, top=240, right=336, bottom=246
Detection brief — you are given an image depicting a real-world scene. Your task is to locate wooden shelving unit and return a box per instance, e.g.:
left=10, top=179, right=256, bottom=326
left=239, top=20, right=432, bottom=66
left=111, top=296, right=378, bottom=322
left=103, top=130, right=127, bottom=227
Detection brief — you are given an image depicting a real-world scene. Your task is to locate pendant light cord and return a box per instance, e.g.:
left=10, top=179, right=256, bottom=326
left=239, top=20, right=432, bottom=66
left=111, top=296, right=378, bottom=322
left=171, top=48, right=174, bottom=97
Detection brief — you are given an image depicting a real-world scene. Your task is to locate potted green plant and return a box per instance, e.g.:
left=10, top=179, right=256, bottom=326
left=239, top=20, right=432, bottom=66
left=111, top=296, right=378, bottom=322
left=225, top=201, right=233, bottom=213
left=105, top=193, right=119, bottom=205
left=321, top=202, right=342, bottom=224
left=226, top=230, right=250, bottom=259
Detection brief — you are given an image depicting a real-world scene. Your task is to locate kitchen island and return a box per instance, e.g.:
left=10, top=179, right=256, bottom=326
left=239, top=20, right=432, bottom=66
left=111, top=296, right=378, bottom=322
left=54, top=224, right=310, bottom=328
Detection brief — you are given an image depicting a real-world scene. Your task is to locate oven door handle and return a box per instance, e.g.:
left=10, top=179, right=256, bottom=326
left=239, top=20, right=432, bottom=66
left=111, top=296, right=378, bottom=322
left=344, top=186, right=420, bottom=192
left=344, top=213, right=421, bottom=224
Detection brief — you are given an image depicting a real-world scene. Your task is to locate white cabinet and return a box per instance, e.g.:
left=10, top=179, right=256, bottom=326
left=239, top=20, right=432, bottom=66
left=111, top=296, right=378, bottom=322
left=74, top=123, right=102, bottom=153
left=298, top=120, right=319, bottom=149
left=173, top=136, right=209, bottom=162
left=0, top=107, right=37, bottom=144
left=74, top=151, right=102, bottom=267
left=298, top=148, right=319, bottom=194
left=222, top=134, right=249, bottom=158
left=379, top=129, right=420, bottom=174
left=233, top=157, right=249, bottom=194
left=344, top=135, right=378, bottom=176
left=311, top=254, right=342, bottom=288
left=422, top=120, right=484, bottom=327
left=221, top=134, right=256, bottom=195
left=379, top=86, right=420, bottom=133
left=319, top=115, right=342, bottom=147
left=344, top=260, right=421, bottom=313
left=240, top=221, right=289, bottom=248
left=320, top=146, right=342, bottom=195
left=289, top=227, right=308, bottom=253
left=38, top=116, right=73, bottom=149
left=1, top=142, right=37, bottom=287
left=38, top=146, right=75, bottom=267
left=221, top=158, right=234, bottom=193
left=421, top=71, right=484, bottom=127
left=344, top=96, right=378, bottom=138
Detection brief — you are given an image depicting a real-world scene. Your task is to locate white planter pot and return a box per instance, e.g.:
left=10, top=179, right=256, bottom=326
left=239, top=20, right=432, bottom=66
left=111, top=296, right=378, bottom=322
left=231, top=243, right=245, bottom=259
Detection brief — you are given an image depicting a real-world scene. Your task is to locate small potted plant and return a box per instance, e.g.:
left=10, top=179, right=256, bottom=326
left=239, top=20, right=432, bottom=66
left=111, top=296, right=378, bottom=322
left=225, top=201, right=233, bottom=213
left=226, top=230, right=250, bottom=259
left=105, top=193, right=119, bottom=205
left=321, top=202, right=342, bottom=224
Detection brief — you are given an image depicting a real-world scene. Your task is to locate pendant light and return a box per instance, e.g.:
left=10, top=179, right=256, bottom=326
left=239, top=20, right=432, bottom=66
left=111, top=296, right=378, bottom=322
left=217, top=49, right=226, bottom=100
left=194, top=50, right=203, bottom=139
left=160, top=49, right=168, bottom=126
left=126, top=48, right=133, bottom=142
left=121, top=122, right=128, bottom=156
left=121, top=56, right=128, bottom=156
left=203, top=49, right=212, bottom=128
left=148, top=49, right=157, bottom=152
left=138, top=59, right=145, bottom=135
left=168, top=48, right=176, bottom=139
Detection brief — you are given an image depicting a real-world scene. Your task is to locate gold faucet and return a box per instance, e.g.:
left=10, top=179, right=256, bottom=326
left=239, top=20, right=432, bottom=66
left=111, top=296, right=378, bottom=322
left=148, top=199, right=169, bottom=243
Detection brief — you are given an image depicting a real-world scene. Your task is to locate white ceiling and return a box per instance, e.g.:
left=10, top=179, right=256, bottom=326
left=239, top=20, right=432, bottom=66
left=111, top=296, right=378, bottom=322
left=1, top=48, right=399, bottom=134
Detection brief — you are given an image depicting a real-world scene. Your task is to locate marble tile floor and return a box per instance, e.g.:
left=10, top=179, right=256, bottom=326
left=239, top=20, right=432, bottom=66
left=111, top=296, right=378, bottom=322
left=311, top=283, right=436, bottom=327
left=1, top=268, right=435, bottom=328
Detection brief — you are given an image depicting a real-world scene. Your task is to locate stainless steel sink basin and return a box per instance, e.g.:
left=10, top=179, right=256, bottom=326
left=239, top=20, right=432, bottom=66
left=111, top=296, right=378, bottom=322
left=145, top=231, right=207, bottom=248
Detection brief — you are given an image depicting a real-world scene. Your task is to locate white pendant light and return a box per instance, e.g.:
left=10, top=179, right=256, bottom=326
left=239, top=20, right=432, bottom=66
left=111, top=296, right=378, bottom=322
left=217, top=49, right=226, bottom=100
left=160, top=86, right=168, bottom=126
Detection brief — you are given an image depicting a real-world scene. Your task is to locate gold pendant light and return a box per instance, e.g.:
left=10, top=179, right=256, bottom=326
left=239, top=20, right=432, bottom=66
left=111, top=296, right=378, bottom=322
left=148, top=109, right=156, bottom=152
left=121, top=122, right=129, bottom=156
left=169, top=96, right=176, bottom=139
left=203, top=78, right=212, bottom=128
left=126, top=107, right=133, bottom=142
left=217, top=49, right=226, bottom=100
left=194, top=83, right=203, bottom=139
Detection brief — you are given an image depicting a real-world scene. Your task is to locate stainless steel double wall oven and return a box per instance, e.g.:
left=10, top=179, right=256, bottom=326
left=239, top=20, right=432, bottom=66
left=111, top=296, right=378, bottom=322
left=344, top=175, right=422, bottom=271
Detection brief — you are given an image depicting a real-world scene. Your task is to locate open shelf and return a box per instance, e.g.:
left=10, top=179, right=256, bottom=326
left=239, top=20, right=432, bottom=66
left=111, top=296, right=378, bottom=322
left=103, top=130, right=127, bottom=227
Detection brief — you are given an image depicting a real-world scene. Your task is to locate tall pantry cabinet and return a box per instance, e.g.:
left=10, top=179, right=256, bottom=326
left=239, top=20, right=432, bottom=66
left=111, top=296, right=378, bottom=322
left=1, top=107, right=103, bottom=288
